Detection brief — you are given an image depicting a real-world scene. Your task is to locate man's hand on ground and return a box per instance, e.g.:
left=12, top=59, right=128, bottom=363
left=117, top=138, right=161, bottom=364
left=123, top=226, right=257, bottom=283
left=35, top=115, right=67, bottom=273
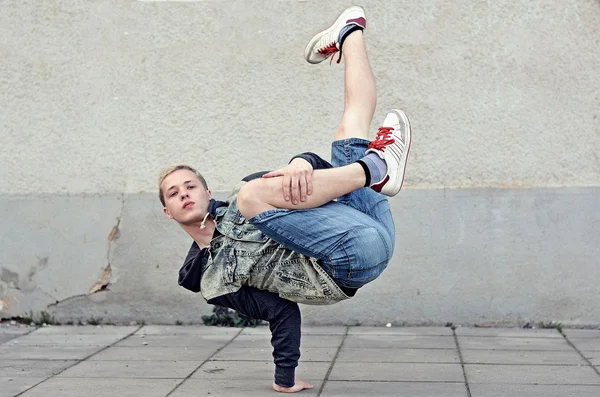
left=262, top=158, right=314, bottom=205
left=272, top=378, right=314, bottom=393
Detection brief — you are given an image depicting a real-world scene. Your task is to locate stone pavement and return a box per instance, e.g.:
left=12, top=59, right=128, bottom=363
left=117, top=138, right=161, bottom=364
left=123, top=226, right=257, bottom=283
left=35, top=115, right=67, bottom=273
left=1, top=324, right=600, bottom=397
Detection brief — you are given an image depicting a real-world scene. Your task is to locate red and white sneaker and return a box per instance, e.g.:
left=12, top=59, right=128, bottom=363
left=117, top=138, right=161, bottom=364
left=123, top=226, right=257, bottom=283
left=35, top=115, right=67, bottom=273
left=367, top=110, right=412, bottom=197
left=304, top=6, right=366, bottom=65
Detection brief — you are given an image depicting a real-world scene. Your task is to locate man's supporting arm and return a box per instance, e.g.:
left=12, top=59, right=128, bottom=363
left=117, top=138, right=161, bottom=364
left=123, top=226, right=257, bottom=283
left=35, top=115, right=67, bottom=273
left=208, top=287, right=301, bottom=388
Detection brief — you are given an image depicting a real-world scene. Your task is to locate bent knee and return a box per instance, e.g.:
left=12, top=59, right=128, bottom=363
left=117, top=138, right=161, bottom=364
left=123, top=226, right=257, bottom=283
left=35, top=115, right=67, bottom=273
left=237, top=179, right=281, bottom=220
left=237, top=181, right=261, bottom=219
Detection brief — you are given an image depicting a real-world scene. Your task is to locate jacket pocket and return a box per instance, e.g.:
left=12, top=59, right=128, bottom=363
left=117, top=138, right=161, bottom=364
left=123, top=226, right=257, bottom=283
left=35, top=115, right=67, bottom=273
left=221, top=248, right=238, bottom=286
left=218, top=204, right=269, bottom=243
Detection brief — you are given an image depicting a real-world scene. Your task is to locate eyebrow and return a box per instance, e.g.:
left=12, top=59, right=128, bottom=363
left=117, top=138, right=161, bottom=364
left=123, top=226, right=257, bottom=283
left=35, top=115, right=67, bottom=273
left=166, top=180, right=195, bottom=192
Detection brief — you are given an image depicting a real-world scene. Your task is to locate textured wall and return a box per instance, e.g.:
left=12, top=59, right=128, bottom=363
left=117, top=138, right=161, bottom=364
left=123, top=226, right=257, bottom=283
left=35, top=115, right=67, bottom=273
left=1, top=0, right=599, bottom=195
left=1, top=188, right=599, bottom=325
left=1, top=0, right=600, bottom=325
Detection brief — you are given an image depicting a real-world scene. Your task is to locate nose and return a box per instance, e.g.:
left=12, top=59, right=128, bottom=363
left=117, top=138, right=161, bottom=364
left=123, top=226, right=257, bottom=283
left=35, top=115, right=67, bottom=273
left=180, top=192, right=189, bottom=200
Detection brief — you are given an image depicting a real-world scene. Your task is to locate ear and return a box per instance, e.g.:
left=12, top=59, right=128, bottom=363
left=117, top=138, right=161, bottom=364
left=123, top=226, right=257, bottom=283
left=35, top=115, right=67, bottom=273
left=163, top=207, right=174, bottom=219
left=207, top=189, right=212, bottom=200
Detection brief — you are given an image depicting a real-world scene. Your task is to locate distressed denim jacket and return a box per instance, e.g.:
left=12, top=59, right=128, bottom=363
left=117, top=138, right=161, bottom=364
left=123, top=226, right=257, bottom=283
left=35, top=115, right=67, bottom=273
left=182, top=181, right=350, bottom=305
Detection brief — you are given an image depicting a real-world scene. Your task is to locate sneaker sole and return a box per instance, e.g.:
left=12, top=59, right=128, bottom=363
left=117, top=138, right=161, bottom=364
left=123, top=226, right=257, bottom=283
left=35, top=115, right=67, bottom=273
left=392, top=109, right=412, bottom=195
left=303, top=6, right=365, bottom=64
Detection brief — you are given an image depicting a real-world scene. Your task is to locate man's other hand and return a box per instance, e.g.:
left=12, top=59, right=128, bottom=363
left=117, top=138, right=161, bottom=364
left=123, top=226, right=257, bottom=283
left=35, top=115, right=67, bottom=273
left=262, top=158, right=314, bottom=205
left=272, top=378, right=314, bottom=393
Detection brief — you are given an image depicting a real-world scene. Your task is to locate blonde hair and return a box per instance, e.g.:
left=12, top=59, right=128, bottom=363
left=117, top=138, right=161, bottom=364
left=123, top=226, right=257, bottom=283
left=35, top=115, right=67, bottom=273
left=158, top=165, right=208, bottom=207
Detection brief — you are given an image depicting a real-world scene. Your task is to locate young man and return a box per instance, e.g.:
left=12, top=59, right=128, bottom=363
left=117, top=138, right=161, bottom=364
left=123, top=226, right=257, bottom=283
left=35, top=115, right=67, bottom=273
left=159, top=6, right=411, bottom=393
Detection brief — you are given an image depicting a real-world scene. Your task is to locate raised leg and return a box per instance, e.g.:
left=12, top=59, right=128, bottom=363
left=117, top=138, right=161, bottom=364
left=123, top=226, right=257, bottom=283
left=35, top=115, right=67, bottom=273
left=238, top=18, right=377, bottom=220
left=335, top=31, right=377, bottom=141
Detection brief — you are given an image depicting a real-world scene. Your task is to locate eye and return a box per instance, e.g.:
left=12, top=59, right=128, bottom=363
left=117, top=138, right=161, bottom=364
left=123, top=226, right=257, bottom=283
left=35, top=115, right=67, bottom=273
left=169, top=191, right=177, bottom=197
left=187, top=185, right=196, bottom=189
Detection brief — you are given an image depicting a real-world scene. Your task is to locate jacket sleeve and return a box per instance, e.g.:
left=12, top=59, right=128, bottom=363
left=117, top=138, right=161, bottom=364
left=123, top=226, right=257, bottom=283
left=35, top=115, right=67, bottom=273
left=178, top=242, right=204, bottom=293
left=290, top=152, right=333, bottom=170
left=208, top=287, right=301, bottom=388
left=241, top=152, right=333, bottom=182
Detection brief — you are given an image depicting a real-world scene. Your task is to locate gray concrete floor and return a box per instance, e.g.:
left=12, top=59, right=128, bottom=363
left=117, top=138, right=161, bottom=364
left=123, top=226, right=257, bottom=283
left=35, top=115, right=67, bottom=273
left=1, top=324, right=599, bottom=396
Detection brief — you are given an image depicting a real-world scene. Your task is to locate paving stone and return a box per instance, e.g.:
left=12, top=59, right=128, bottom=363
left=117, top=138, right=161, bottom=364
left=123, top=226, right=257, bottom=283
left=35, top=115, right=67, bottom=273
left=135, top=325, right=240, bottom=336
left=462, top=349, right=587, bottom=365
left=170, top=379, right=321, bottom=397
left=0, top=334, right=21, bottom=344
left=347, top=327, right=453, bottom=336
left=114, top=334, right=234, bottom=347
left=582, top=352, right=599, bottom=365
left=0, top=360, right=76, bottom=377
left=0, top=377, right=45, bottom=397
left=469, top=384, right=600, bottom=397
left=321, top=381, right=467, bottom=397
left=32, top=326, right=138, bottom=336
left=562, top=329, right=600, bottom=339
left=458, top=337, right=573, bottom=351
left=337, top=348, right=460, bottom=363
left=0, top=345, right=102, bottom=360
left=0, top=324, right=33, bottom=332
left=329, top=362, right=464, bottom=382
left=229, top=335, right=343, bottom=349
left=0, top=327, right=33, bottom=345
left=211, top=347, right=337, bottom=362
left=343, top=335, right=456, bottom=349
left=192, top=361, right=329, bottom=380
left=18, top=377, right=181, bottom=397
left=57, top=359, right=202, bottom=379
left=240, top=326, right=347, bottom=335
left=569, top=338, right=600, bottom=351
left=88, top=346, right=218, bottom=361
left=3, top=333, right=129, bottom=347
left=465, top=364, right=600, bottom=384
left=455, top=328, right=562, bottom=338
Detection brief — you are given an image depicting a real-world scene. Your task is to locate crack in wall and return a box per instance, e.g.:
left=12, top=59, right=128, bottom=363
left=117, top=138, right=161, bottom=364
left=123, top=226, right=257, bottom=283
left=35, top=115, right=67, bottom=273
left=38, top=288, right=59, bottom=303
left=46, top=293, right=89, bottom=309
left=46, top=195, right=126, bottom=310
left=89, top=194, right=125, bottom=295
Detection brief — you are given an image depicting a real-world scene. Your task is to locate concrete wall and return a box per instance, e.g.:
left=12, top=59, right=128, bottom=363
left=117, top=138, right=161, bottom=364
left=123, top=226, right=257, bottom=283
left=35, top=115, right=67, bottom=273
left=1, top=0, right=599, bottom=325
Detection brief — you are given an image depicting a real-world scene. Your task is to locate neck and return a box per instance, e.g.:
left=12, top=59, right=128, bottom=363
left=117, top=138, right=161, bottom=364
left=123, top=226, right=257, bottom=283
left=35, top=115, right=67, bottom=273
left=181, top=214, right=216, bottom=248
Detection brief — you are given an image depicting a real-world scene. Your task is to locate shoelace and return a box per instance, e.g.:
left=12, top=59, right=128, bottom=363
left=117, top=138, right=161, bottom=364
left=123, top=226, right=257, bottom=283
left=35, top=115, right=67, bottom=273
left=317, top=42, right=343, bottom=64
left=368, top=127, right=395, bottom=151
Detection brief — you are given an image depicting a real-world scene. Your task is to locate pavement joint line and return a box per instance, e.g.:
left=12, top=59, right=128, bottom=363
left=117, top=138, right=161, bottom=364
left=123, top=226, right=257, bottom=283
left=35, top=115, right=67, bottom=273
left=13, top=324, right=144, bottom=397
left=457, top=348, right=576, bottom=352
left=456, top=335, right=564, bottom=339
left=211, top=359, right=462, bottom=364
left=462, top=363, right=593, bottom=367
left=316, top=326, right=349, bottom=397
left=163, top=327, right=244, bottom=397
left=317, top=380, right=466, bottom=383
left=453, top=328, right=472, bottom=397
left=559, top=329, right=600, bottom=377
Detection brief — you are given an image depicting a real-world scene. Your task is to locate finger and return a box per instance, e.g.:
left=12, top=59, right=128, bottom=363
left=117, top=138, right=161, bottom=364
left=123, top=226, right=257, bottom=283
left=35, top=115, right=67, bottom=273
left=283, top=174, right=291, bottom=201
left=306, top=172, right=313, bottom=196
left=263, top=170, right=282, bottom=178
left=291, top=175, right=300, bottom=204
left=299, top=173, right=307, bottom=202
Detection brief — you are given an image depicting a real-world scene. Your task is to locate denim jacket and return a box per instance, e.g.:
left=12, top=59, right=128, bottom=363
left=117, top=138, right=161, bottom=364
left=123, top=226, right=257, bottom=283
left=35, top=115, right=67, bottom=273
left=180, top=180, right=350, bottom=305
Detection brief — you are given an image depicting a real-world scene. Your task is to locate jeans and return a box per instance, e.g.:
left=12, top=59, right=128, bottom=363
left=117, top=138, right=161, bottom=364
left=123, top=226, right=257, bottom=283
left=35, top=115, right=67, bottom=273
left=248, top=138, right=395, bottom=288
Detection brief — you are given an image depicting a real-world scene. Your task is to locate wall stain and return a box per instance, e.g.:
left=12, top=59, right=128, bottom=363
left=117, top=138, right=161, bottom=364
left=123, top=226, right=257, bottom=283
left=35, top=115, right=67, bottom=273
left=0, top=268, right=19, bottom=287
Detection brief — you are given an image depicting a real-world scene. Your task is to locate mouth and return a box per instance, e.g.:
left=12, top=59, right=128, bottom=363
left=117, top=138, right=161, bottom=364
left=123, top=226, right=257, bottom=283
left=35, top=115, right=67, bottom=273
left=183, top=201, right=195, bottom=209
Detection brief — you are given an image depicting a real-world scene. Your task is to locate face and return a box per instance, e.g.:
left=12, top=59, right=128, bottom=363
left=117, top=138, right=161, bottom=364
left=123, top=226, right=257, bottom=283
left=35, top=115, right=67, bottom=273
left=161, top=169, right=212, bottom=225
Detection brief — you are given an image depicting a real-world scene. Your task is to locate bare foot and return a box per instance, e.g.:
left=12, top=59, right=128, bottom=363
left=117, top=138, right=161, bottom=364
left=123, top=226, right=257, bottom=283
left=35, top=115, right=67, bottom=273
left=273, top=378, right=314, bottom=393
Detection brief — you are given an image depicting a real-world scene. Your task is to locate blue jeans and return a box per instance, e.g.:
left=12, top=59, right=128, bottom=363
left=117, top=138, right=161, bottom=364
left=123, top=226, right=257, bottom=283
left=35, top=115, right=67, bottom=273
left=248, top=138, right=395, bottom=288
